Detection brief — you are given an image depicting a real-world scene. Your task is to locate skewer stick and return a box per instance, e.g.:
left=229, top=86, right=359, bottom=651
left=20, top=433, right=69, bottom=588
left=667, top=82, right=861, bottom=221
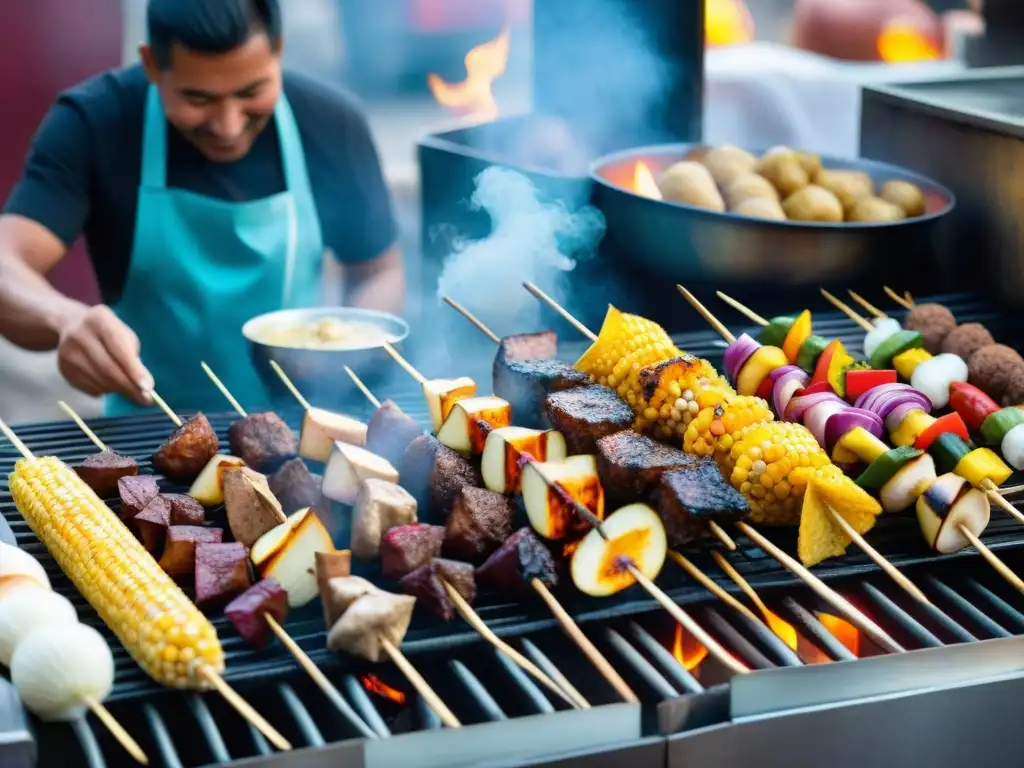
left=379, top=638, right=461, bottom=728
left=883, top=286, right=914, bottom=311
left=442, top=297, right=501, bottom=344
left=149, top=391, right=182, bottom=427
left=442, top=582, right=588, bottom=708
left=269, top=360, right=313, bottom=412
left=981, top=480, right=1024, bottom=525
left=196, top=665, right=291, bottom=750
left=382, top=343, right=427, bottom=384
left=57, top=400, right=107, bottom=451
left=716, top=291, right=769, bottom=327
left=201, top=362, right=248, bottom=417
left=522, top=282, right=597, bottom=342
left=819, top=289, right=874, bottom=333
left=847, top=291, right=889, bottom=319
left=0, top=418, right=151, bottom=763
left=344, top=366, right=380, bottom=409
left=825, top=506, right=931, bottom=605
left=735, top=522, right=904, bottom=653
left=957, top=526, right=1024, bottom=594
left=710, top=551, right=802, bottom=651
left=708, top=522, right=737, bottom=550
left=669, top=551, right=762, bottom=625
left=904, top=290, right=916, bottom=307
left=676, top=285, right=736, bottom=344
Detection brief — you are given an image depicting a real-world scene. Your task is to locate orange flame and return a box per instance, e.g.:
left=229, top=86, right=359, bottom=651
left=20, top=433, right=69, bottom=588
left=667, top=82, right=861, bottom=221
left=818, top=614, right=861, bottom=657
left=705, top=0, right=755, bottom=48
left=763, top=609, right=799, bottom=652
left=563, top=538, right=582, bottom=559
left=427, top=27, right=510, bottom=121
left=361, top=673, right=406, bottom=705
left=877, top=21, right=942, bottom=62
left=672, top=624, right=709, bottom=672
left=633, top=162, right=664, bottom=200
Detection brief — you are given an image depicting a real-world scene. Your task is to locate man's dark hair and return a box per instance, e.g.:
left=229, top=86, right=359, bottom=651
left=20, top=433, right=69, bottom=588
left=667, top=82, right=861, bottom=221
left=147, top=0, right=282, bottom=68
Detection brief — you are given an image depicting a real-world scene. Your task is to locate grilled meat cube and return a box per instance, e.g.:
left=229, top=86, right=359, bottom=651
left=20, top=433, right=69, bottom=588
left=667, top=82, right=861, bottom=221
left=352, top=479, right=418, bottom=560
left=326, top=589, right=415, bottom=662
left=380, top=524, right=445, bottom=580
left=118, top=475, right=161, bottom=520
left=267, top=457, right=321, bottom=515
left=225, top=578, right=289, bottom=648
left=543, top=385, right=634, bottom=455
left=656, top=460, right=750, bottom=548
left=399, top=434, right=482, bottom=522
left=499, top=330, right=559, bottom=361
left=443, top=486, right=514, bottom=562
left=399, top=558, right=476, bottom=621
left=494, top=356, right=591, bottom=430
left=366, top=400, right=424, bottom=468
left=152, top=413, right=219, bottom=483
left=133, top=496, right=172, bottom=554
left=163, top=493, right=206, bottom=526
left=228, top=412, right=298, bottom=473
left=476, top=527, right=557, bottom=599
left=194, top=542, right=253, bottom=606
left=73, top=450, right=139, bottom=498
left=158, top=526, right=223, bottom=575
left=596, top=431, right=698, bottom=507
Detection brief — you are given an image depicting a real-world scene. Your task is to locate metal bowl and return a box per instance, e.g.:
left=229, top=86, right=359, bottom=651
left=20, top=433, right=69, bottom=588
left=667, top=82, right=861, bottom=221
left=243, top=307, right=410, bottom=411
left=589, top=144, right=956, bottom=289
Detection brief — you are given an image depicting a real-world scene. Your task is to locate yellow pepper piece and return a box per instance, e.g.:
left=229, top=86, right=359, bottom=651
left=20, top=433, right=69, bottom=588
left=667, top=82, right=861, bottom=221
left=735, top=345, right=789, bottom=396
left=826, top=343, right=855, bottom=397
left=892, top=409, right=935, bottom=447
left=782, top=309, right=812, bottom=364
left=955, top=448, right=1013, bottom=487
left=798, top=467, right=882, bottom=567
left=892, top=348, right=933, bottom=380
left=836, top=426, right=888, bottom=465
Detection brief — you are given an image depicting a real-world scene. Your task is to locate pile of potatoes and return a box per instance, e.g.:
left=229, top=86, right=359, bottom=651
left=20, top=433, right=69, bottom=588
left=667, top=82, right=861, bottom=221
left=654, top=145, right=927, bottom=223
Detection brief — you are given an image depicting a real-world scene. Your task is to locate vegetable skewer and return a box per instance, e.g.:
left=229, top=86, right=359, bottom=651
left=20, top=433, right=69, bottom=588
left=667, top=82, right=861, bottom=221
left=196, top=365, right=463, bottom=724
left=521, top=284, right=904, bottom=653
left=375, top=345, right=749, bottom=675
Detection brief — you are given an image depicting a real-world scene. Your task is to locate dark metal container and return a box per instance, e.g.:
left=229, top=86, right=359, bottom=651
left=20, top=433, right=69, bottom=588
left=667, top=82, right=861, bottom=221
left=861, top=68, right=1024, bottom=304
left=589, top=144, right=954, bottom=291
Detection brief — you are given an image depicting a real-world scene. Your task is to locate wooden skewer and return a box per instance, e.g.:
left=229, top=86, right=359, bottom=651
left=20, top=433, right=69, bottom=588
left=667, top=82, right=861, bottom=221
left=149, top=390, right=182, bottom=427
left=344, top=366, right=381, bottom=409
left=669, top=551, right=763, bottom=626
left=981, top=479, right=1024, bottom=525
left=820, top=289, right=874, bottom=333
left=383, top=342, right=427, bottom=385
left=676, top=285, right=736, bottom=344
left=195, top=665, right=291, bottom=749
left=379, top=637, right=461, bottom=727
left=269, top=360, right=313, bottom=412
left=58, top=400, right=107, bottom=451
left=710, top=551, right=802, bottom=651
left=957, top=526, right=1024, bottom=594
left=201, top=362, right=248, bottom=417
left=442, top=296, right=501, bottom=344
left=716, top=291, right=769, bottom=327
left=847, top=291, right=889, bottom=319
left=884, top=286, right=914, bottom=311
left=522, top=281, right=598, bottom=342
left=904, top=290, right=916, bottom=307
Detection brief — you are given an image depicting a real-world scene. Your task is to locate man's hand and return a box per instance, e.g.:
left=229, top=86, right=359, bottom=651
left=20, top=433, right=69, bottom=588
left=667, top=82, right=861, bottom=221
left=57, top=305, right=154, bottom=404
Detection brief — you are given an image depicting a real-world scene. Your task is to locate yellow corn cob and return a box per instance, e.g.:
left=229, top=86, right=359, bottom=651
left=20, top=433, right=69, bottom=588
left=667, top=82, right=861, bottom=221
left=724, top=421, right=832, bottom=525
left=684, top=395, right=775, bottom=460
left=9, top=456, right=224, bottom=688
left=621, top=355, right=736, bottom=439
left=575, top=305, right=683, bottom=386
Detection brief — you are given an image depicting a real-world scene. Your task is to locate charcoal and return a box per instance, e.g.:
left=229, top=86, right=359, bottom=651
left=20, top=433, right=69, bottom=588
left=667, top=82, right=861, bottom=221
left=73, top=450, right=139, bottom=498
left=228, top=412, right=297, bottom=473
left=267, top=457, right=321, bottom=514
left=380, top=524, right=445, bottom=580
left=194, top=542, right=252, bottom=606
left=158, top=526, right=223, bottom=576
left=163, top=493, right=206, bottom=526
left=118, top=475, right=160, bottom=519
left=224, top=578, right=289, bottom=648
left=596, top=430, right=698, bottom=507
left=399, top=434, right=481, bottom=522
left=656, top=460, right=750, bottom=548
left=152, top=414, right=220, bottom=482
left=543, top=385, right=634, bottom=454
left=366, top=400, right=424, bottom=468
left=443, top=487, right=513, bottom=563
left=399, top=558, right=476, bottom=621
left=476, top=527, right=557, bottom=599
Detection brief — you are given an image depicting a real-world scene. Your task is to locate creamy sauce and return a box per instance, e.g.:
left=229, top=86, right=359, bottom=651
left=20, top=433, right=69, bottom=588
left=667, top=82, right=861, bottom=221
left=257, top=317, right=396, bottom=350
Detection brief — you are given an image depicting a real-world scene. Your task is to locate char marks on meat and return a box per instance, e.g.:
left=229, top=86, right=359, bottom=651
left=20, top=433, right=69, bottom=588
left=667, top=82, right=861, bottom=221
left=152, top=414, right=219, bottom=483
left=398, top=558, right=476, bottom=621
left=656, top=459, right=750, bottom=548
left=543, top=385, right=634, bottom=454
left=399, top=434, right=482, bottom=523
left=380, top=524, right=445, bottom=580
left=366, top=400, right=424, bottom=468
left=443, top=486, right=514, bottom=563
left=596, top=430, right=698, bottom=507
left=228, top=412, right=297, bottom=473
left=476, top=527, right=557, bottom=599
left=268, top=457, right=321, bottom=514
left=73, top=450, right=139, bottom=498
left=494, top=357, right=591, bottom=430
left=118, top=475, right=161, bottom=520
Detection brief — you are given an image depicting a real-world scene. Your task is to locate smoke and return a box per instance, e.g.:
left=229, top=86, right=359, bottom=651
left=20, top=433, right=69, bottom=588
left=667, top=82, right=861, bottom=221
left=436, top=166, right=606, bottom=333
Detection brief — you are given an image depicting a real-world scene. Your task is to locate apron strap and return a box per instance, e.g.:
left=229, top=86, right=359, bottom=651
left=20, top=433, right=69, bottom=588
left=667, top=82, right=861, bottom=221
left=141, top=87, right=168, bottom=189
left=274, top=94, right=314, bottom=195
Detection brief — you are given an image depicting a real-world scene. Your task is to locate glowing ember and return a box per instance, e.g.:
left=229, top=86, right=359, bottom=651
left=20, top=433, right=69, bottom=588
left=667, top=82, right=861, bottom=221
left=427, top=27, right=510, bottom=121
left=672, top=624, right=709, bottom=672
left=877, top=21, right=942, bottom=62
left=763, top=609, right=799, bottom=652
left=633, top=162, right=663, bottom=200
left=361, top=673, right=406, bottom=705
left=817, top=613, right=861, bottom=657
left=705, top=0, right=754, bottom=48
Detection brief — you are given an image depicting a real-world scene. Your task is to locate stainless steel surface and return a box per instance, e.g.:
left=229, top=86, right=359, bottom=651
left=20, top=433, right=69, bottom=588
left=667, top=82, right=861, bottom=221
left=861, top=68, right=1024, bottom=304
left=242, top=307, right=410, bottom=410
left=589, top=144, right=954, bottom=288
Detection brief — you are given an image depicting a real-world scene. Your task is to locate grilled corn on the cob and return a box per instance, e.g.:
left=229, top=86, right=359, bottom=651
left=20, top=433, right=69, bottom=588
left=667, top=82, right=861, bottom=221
left=683, top=395, right=775, bottom=460
left=9, top=456, right=224, bottom=688
left=575, top=306, right=682, bottom=385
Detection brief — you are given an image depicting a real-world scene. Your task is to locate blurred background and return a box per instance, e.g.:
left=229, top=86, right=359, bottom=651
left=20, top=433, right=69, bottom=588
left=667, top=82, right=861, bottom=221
left=0, top=0, right=988, bottom=422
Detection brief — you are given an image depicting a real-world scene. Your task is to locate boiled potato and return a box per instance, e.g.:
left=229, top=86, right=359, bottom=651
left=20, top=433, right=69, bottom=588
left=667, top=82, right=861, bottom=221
left=731, top=196, right=786, bottom=221
left=815, top=169, right=874, bottom=213
left=880, top=180, right=926, bottom=218
left=782, top=185, right=843, bottom=223
left=765, top=145, right=822, bottom=179
left=657, top=162, right=726, bottom=211
left=702, top=145, right=757, bottom=188
left=848, top=196, right=905, bottom=223
left=724, top=173, right=779, bottom=209
left=756, top=151, right=809, bottom=197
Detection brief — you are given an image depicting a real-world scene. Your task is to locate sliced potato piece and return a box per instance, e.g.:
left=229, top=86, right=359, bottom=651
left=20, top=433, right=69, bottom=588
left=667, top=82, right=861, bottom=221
left=521, top=455, right=604, bottom=540
left=299, top=408, right=368, bottom=463
left=480, top=426, right=567, bottom=494
left=257, top=508, right=337, bottom=607
left=917, top=473, right=990, bottom=554
left=187, top=455, right=246, bottom=506
left=322, top=443, right=398, bottom=505
left=422, top=377, right=477, bottom=431
left=436, top=396, right=512, bottom=456
left=571, top=503, right=667, bottom=597
left=880, top=454, right=936, bottom=514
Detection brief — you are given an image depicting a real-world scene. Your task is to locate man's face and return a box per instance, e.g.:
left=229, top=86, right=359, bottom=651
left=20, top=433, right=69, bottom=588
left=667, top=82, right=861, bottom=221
left=142, top=33, right=282, bottom=163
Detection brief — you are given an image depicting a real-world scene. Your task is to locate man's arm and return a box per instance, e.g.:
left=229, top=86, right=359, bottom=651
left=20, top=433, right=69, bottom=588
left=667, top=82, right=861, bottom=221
left=343, top=244, right=404, bottom=315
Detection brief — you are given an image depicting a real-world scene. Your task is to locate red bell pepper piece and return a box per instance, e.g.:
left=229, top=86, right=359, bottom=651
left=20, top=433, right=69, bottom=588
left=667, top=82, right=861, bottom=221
left=948, top=382, right=999, bottom=432
left=914, top=412, right=970, bottom=451
left=844, top=369, right=898, bottom=402
left=755, top=375, right=774, bottom=400
left=799, top=381, right=833, bottom=396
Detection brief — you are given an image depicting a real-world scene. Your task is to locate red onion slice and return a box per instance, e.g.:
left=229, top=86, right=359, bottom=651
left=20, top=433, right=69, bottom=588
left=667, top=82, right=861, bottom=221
left=824, top=407, right=884, bottom=454
left=785, top=391, right=844, bottom=424
left=806, top=401, right=849, bottom=447
left=772, top=368, right=810, bottom=419
left=723, top=333, right=761, bottom=383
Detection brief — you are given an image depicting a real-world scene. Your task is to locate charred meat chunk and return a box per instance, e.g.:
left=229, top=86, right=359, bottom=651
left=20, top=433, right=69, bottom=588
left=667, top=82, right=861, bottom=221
left=194, top=542, right=252, bottom=606
left=476, top=527, right=557, bottom=599
left=366, top=400, right=424, bottom=468
left=163, top=493, right=206, bottom=526
left=443, top=487, right=514, bottom=563
left=596, top=430, right=698, bottom=507
left=400, top=434, right=482, bottom=522
left=74, top=450, right=139, bottom=498
left=228, top=412, right=298, bottom=473
left=380, top=524, right=445, bottom=581
left=399, top=558, right=476, bottom=621
left=268, top=457, right=322, bottom=515
left=656, top=460, right=750, bottom=548
left=158, top=526, right=223, bottom=576
left=543, top=385, right=634, bottom=455
left=118, top=475, right=161, bottom=520
left=499, top=330, right=559, bottom=362
left=326, top=587, right=415, bottom=662
left=352, top=479, right=418, bottom=560
left=494, top=357, right=591, bottom=430
left=152, top=414, right=219, bottom=483
left=225, top=578, right=289, bottom=648
left=133, top=495, right=172, bottom=554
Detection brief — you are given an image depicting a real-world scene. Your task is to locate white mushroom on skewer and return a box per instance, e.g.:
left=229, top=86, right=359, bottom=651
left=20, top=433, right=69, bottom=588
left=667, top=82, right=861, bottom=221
left=0, top=587, right=78, bottom=666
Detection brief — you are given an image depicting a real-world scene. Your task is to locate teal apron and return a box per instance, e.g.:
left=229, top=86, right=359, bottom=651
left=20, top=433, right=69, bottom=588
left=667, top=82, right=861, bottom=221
left=105, top=87, right=323, bottom=416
